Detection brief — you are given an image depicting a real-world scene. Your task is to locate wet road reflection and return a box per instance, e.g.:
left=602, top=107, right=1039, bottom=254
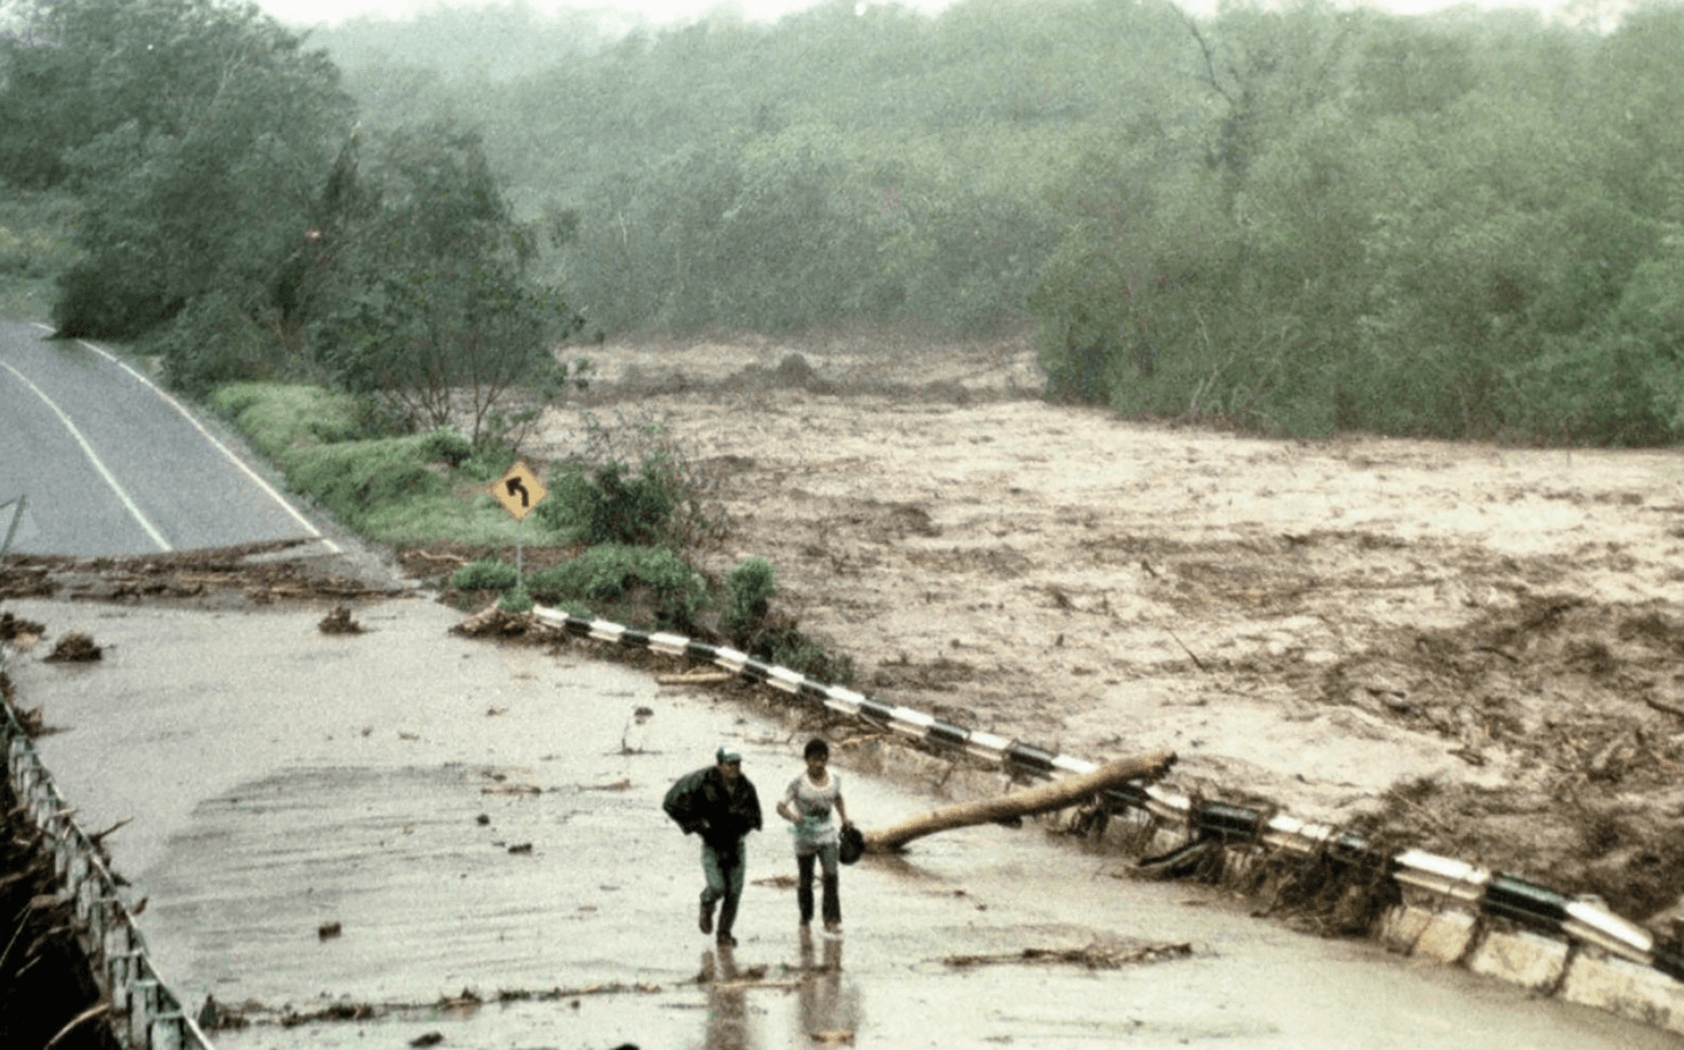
left=697, top=931, right=860, bottom=1050
left=796, top=933, right=857, bottom=1048
left=700, top=946, right=753, bottom=1049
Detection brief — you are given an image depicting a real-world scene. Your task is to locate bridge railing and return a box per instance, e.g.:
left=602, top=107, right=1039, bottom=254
left=1, top=647, right=215, bottom=1050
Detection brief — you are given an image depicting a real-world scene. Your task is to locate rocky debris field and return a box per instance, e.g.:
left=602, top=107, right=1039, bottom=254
left=0, top=539, right=408, bottom=610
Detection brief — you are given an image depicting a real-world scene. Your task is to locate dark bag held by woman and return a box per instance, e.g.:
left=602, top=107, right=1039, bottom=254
left=839, top=822, right=865, bottom=865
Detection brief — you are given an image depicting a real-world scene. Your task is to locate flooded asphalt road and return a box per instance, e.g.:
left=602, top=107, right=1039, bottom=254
left=6, top=595, right=1680, bottom=1050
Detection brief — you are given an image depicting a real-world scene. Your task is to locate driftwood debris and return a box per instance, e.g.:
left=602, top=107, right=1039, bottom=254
left=943, top=940, right=1193, bottom=970
left=656, top=671, right=733, bottom=686
left=863, top=750, right=1175, bottom=853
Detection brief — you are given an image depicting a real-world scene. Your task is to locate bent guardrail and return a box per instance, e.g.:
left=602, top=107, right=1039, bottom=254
left=1, top=647, right=215, bottom=1050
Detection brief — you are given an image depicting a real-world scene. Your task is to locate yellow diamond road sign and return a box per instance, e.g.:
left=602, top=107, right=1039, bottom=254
left=493, top=461, right=547, bottom=522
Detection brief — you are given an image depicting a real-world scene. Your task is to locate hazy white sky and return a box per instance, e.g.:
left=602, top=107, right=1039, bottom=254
left=260, top=0, right=952, bottom=29
left=255, top=0, right=1578, bottom=31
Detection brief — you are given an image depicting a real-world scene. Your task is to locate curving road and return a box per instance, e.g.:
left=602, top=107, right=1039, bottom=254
left=0, top=319, right=321, bottom=556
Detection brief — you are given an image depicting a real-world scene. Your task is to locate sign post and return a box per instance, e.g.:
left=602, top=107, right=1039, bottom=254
left=491, top=461, right=548, bottom=587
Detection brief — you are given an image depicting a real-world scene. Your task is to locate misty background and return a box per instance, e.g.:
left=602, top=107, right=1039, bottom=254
left=2, top=0, right=1679, bottom=444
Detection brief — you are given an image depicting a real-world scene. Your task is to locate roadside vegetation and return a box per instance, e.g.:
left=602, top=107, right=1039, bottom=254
left=0, top=191, right=76, bottom=324
left=208, top=380, right=852, bottom=681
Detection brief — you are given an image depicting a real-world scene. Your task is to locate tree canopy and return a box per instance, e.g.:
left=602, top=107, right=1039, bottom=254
left=0, top=0, right=580, bottom=430
left=7, top=0, right=1684, bottom=444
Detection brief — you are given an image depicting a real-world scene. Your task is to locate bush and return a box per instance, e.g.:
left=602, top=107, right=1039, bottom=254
left=451, top=558, right=520, bottom=590
left=52, top=258, right=181, bottom=339
left=146, top=292, right=281, bottom=398
left=538, top=457, right=679, bottom=546
left=722, top=557, right=777, bottom=645
left=534, top=412, right=728, bottom=552
left=420, top=428, right=474, bottom=467
left=526, top=545, right=706, bottom=629
left=499, top=585, right=534, bottom=612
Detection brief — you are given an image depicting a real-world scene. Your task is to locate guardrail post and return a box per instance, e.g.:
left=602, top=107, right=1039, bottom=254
left=151, top=1010, right=187, bottom=1050
left=85, top=897, right=121, bottom=993
left=54, top=822, right=74, bottom=879
left=109, top=950, right=143, bottom=1014
left=130, top=978, right=160, bottom=1049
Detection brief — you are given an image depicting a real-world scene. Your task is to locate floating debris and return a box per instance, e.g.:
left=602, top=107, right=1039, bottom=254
left=481, top=783, right=542, bottom=796
left=942, top=941, right=1192, bottom=970
left=317, top=604, right=363, bottom=634
left=0, top=611, right=45, bottom=644
left=42, top=630, right=101, bottom=663
left=656, top=672, right=730, bottom=686
left=580, top=778, right=633, bottom=792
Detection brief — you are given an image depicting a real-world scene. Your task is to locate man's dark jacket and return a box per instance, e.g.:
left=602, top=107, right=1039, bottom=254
left=663, top=766, right=763, bottom=859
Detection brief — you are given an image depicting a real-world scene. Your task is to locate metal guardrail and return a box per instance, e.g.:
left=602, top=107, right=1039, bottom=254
left=532, top=605, right=1684, bottom=985
left=0, top=646, right=215, bottom=1050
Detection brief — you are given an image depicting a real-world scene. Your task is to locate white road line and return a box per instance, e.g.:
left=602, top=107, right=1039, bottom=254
left=1, top=359, right=172, bottom=551
left=27, top=324, right=337, bottom=553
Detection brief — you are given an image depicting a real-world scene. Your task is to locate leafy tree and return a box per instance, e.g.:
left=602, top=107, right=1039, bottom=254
left=305, top=124, right=584, bottom=441
left=12, top=0, right=355, bottom=337
left=1587, top=3, right=1684, bottom=225
left=1349, top=19, right=1477, bottom=119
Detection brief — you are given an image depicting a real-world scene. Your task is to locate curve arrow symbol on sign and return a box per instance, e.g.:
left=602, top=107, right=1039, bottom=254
left=492, top=461, right=546, bottom=522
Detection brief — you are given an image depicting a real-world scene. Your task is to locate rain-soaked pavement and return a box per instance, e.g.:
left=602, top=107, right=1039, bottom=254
left=6, top=594, right=1682, bottom=1050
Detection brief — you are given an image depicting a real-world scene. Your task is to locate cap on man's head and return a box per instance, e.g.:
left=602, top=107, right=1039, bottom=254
left=716, top=747, right=743, bottom=765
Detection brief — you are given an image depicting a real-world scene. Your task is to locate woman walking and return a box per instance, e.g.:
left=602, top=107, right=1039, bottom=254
left=777, top=738, right=852, bottom=936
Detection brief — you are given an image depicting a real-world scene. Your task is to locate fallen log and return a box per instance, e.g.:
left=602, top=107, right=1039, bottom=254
left=864, top=750, right=1176, bottom=853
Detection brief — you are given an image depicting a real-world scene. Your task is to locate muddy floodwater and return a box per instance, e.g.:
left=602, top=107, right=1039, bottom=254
left=521, top=333, right=1684, bottom=933
left=5, top=593, right=1680, bottom=1049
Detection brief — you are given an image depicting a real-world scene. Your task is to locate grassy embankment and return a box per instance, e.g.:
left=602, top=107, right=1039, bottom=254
left=210, top=380, right=854, bottom=684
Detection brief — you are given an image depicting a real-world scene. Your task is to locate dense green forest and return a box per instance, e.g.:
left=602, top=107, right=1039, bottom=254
left=4, top=0, right=1683, bottom=443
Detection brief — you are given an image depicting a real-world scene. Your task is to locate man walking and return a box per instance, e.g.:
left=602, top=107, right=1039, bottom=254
left=663, top=747, right=763, bottom=946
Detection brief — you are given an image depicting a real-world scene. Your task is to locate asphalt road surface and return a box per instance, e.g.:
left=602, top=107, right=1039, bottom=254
left=0, top=320, right=319, bottom=556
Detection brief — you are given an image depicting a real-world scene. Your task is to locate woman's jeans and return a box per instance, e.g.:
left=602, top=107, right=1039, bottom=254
left=796, top=842, right=841, bottom=926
